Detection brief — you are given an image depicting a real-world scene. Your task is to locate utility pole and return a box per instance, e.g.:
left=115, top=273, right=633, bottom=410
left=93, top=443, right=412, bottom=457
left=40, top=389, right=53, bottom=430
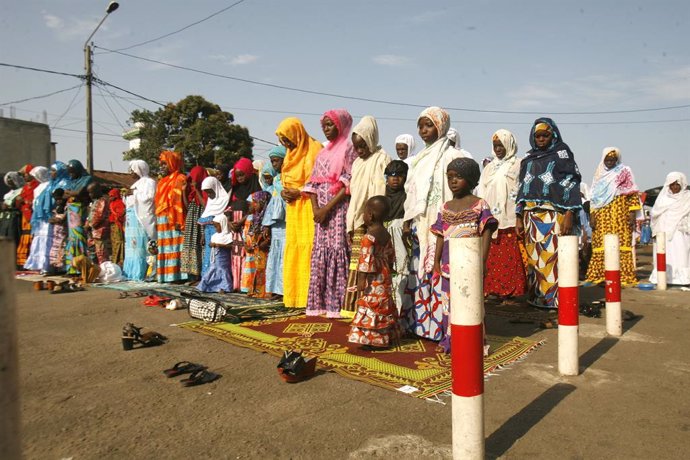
left=85, top=43, right=94, bottom=174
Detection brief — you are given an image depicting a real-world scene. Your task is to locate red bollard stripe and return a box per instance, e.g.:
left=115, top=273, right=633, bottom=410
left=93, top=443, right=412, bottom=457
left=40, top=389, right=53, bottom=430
left=450, top=324, right=484, bottom=397
left=657, top=253, right=666, bottom=272
left=558, top=286, right=579, bottom=326
left=605, top=270, right=621, bottom=302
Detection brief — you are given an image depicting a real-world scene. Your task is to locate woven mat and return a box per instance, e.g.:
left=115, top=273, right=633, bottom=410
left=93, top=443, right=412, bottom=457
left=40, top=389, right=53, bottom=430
left=178, top=315, right=543, bottom=399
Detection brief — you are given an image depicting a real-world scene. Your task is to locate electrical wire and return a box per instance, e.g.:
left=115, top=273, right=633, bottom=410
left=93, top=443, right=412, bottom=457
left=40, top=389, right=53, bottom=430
left=0, top=62, right=83, bottom=79
left=0, top=84, right=84, bottom=107
left=51, top=85, right=85, bottom=129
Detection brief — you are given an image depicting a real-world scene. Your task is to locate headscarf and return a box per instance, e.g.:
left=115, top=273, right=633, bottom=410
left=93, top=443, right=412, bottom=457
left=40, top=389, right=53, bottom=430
left=2, top=172, right=23, bottom=206
left=200, top=176, right=229, bottom=218
left=651, top=172, right=690, bottom=237
left=19, top=164, right=34, bottom=175
left=19, top=165, right=39, bottom=222
left=261, top=162, right=277, bottom=192
left=29, top=167, right=51, bottom=229
left=65, top=159, right=92, bottom=192
left=248, top=190, right=271, bottom=236
left=346, top=116, right=391, bottom=232
left=268, top=145, right=287, bottom=159
left=187, top=165, right=209, bottom=206
left=108, top=188, right=126, bottom=231
left=128, top=160, right=157, bottom=240
left=229, top=157, right=261, bottom=212
left=384, top=160, right=408, bottom=221
left=447, top=128, right=460, bottom=147
left=580, top=182, right=591, bottom=202
left=477, top=129, right=522, bottom=232
left=210, top=214, right=233, bottom=246
left=308, top=109, right=356, bottom=189
left=395, top=134, right=417, bottom=160
left=590, top=147, right=639, bottom=210
left=275, top=117, right=323, bottom=190
left=516, top=117, right=582, bottom=211
left=154, top=151, right=186, bottom=228
left=404, top=107, right=466, bottom=222
left=447, top=157, right=481, bottom=189
left=50, top=161, right=70, bottom=191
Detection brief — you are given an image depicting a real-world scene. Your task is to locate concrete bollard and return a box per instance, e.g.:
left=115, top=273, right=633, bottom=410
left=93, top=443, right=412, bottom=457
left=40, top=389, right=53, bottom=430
left=449, top=237, right=484, bottom=460
left=656, top=232, right=667, bottom=291
left=557, top=235, right=579, bottom=376
left=604, top=234, right=622, bottom=336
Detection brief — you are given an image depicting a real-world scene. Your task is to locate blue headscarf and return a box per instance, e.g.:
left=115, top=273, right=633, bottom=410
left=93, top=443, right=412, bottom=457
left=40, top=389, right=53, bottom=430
left=261, top=162, right=277, bottom=192
left=267, top=145, right=287, bottom=159
left=65, top=159, right=92, bottom=192
left=33, top=161, right=70, bottom=226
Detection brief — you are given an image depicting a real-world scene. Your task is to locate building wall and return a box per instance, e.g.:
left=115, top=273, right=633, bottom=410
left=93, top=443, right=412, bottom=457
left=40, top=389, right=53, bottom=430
left=0, top=117, right=53, bottom=173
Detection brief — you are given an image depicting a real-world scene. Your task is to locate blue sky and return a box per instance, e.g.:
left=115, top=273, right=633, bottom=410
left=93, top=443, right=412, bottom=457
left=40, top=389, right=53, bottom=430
left=1, top=0, right=688, bottom=189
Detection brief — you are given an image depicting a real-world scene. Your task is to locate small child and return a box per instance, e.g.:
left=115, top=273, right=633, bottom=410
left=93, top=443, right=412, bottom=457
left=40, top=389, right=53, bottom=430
left=145, top=240, right=158, bottom=282
left=108, top=188, right=126, bottom=266
left=348, top=196, right=400, bottom=349
left=431, top=158, right=497, bottom=354
left=48, top=188, right=67, bottom=273
left=241, top=191, right=272, bottom=298
left=86, top=183, right=110, bottom=264
left=383, top=160, right=410, bottom=313
left=197, top=215, right=233, bottom=293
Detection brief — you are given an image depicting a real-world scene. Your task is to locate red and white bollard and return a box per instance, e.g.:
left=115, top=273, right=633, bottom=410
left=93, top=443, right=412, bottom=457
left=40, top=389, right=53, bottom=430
left=557, top=235, right=579, bottom=376
left=656, top=231, right=667, bottom=291
left=450, top=237, right=484, bottom=460
left=604, top=234, right=622, bottom=336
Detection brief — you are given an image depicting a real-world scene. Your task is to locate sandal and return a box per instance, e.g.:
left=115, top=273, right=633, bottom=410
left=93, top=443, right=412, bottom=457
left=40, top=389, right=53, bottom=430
left=143, top=295, right=172, bottom=307
left=180, top=369, right=220, bottom=387
left=163, top=361, right=206, bottom=378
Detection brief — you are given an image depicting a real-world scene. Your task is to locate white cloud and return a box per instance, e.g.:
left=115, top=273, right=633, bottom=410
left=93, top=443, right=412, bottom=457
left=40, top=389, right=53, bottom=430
left=208, top=54, right=259, bottom=66
left=372, top=54, right=409, bottom=67
left=42, top=11, right=105, bottom=42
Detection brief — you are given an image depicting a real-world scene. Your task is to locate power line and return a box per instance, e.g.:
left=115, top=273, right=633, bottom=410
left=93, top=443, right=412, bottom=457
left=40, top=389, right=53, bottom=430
left=0, top=62, right=83, bottom=79
left=51, top=85, right=85, bottom=129
left=52, top=126, right=124, bottom=138
left=93, top=76, right=166, bottom=106
left=105, top=0, right=248, bottom=52
left=94, top=83, right=126, bottom=130
left=0, top=84, right=84, bottom=107
left=95, top=46, right=690, bottom=116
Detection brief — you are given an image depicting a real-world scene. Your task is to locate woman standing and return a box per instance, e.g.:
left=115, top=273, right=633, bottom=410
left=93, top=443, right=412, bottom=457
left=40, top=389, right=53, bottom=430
left=275, top=117, right=322, bottom=308
left=23, top=167, right=52, bottom=272
left=262, top=146, right=288, bottom=299
left=108, top=189, right=126, bottom=266
left=478, top=129, right=527, bottom=299
left=181, top=165, right=208, bottom=280
left=1, top=172, right=24, bottom=261
left=394, top=134, right=416, bottom=164
left=199, top=176, right=229, bottom=277
left=649, top=172, right=690, bottom=286
left=516, top=118, right=582, bottom=309
left=585, top=148, right=640, bottom=286
left=402, top=107, right=465, bottom=340
left=154, top=151, right=187, bottom=283
left=16, top=164, right=39, bottom=267
left=303, top=109, right=356, bottom=317
left=63, top=160, right=92, bottom=275
left=227, top=157, right=261, bottom=292
left=123, top=160, right=156, bottom=281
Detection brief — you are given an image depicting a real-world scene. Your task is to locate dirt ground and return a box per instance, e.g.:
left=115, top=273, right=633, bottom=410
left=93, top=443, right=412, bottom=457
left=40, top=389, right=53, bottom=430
left=10, top=247, right=690, bottom=459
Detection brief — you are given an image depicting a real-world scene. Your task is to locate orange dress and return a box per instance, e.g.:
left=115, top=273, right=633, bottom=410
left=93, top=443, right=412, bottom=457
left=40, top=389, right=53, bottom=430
left=347, top=234, right=400, bottom=348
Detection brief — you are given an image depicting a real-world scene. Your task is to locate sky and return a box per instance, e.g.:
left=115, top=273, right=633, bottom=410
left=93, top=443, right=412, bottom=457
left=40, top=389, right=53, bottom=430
left=1, top=0, right=688, bottom=190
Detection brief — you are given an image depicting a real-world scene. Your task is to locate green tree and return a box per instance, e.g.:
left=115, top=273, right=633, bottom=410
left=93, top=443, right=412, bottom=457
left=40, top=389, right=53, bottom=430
left=123, top=95, right=253, bottom=173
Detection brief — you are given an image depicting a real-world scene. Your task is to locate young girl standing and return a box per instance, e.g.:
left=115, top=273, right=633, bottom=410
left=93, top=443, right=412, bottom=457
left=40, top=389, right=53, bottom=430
left=262, top=146, right=288, bottom=299
left=242, top=190, right=272, bottom=297
left=348, top=196, right=400, bottom=349
left=431, top=158, right=497, bottom=353
left=384, top=160, right=410, bottom=313
left=197, top=214, right=233, bottom=293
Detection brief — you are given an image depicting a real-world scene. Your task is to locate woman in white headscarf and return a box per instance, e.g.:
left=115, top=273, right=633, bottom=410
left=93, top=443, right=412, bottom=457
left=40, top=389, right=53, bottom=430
left=123, top=160, right=157, bottom=280
left=199, top=176, right=229, bottom=277
left=1, top=172, right=24, bottom=252
left=649, top=172, right=690, bottom=286
left=402, top=107, right=467, bottom=340
left=394, top=134, right=416, bottom=165
left=477, top=129, right=526, bottom=299
left=23, top=167, right=52, bottom=272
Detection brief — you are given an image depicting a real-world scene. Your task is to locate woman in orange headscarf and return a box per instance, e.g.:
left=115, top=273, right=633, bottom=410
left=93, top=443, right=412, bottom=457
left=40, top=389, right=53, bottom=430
left=154, top=151, right=187, bottom=283
left=275, top=118, right=322, bottom=308
left=16, top=164, right=39, bottom=267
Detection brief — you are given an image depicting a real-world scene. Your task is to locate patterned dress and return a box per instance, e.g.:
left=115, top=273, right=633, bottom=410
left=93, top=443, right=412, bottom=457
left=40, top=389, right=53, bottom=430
left=347, top=234, right=400, bottom=348
left=65, top=202, right=88, bottom=274
left=241, top=218, right=270, bottom=298
left=180, top=201, right=203, bottom=277
left=484, top=228, right=527, bottom=297
left=430, top=199, right=497, bottom=351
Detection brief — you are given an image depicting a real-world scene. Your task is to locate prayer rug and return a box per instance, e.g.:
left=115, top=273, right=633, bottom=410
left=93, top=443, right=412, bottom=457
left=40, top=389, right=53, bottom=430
left=178, top=315, right=543, bottom=399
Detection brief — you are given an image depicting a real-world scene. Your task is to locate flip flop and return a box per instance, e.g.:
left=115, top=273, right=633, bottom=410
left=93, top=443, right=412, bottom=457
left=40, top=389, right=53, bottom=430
left=180, top=369, right=220, bottom=387
left=163, top=361, right=206, bottom=378
left=143, top=295, right=172, bottom=307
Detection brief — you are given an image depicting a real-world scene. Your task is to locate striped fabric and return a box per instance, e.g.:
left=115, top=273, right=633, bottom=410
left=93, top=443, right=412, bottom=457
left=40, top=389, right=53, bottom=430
left=156, top=214, right=186, bottom=283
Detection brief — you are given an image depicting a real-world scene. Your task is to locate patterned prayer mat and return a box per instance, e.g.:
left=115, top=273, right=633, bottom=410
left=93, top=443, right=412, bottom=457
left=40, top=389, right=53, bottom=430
left=178, top=315, right=543, bottom=399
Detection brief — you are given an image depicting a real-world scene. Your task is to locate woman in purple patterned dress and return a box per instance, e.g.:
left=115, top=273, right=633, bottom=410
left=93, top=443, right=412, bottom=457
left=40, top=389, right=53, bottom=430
left=303, top=109, right=357, bottom=317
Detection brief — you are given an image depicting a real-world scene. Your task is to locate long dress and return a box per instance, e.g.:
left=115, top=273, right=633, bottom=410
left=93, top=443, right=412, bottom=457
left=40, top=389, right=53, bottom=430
left=198, top=215, right=215, bottom=276
left=65, top=201, right=88, bottom=275
left=123, top=206, right=149, bottom=281
left=263, top=177, right=286, bottom=295
left=304, top=154, right=351, bottom=317
left=180, top=201, right=203, bottom=277
left=386, top=218, right=411, bottom=314
left=197, top=246, right=233, bottom=293
left=49, top=210, right=67, bottom=271
left=347, top=233, right=400, bottom=348
left=586, top=194, right=641, bottom=285
left=156, top=214, right=186, bottom=283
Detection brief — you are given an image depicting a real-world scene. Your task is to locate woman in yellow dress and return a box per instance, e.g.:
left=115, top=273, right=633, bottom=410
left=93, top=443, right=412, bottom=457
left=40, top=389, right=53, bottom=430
left=275, top=118, right=322, bottom=308
left=585, top=147, right=641, bottom=285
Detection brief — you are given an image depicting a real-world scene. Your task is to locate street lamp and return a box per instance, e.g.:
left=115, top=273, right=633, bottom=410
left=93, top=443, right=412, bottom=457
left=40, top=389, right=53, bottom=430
left=84, top=1, right=119, bottom=174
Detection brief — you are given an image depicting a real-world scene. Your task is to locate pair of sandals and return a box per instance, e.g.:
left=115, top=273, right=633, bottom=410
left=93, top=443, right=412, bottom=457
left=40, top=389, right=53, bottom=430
left=121, top=323, right=168, bottom=350
left=163, top=361, right=220, bottom=387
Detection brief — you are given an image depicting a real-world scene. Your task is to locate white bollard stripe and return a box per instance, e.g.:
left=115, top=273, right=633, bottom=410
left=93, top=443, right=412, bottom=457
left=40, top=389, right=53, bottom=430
left=656, top=232, right=667, bottom=291
left=452, top=394, right=484, bottom=460
left=558, top=236, right=579, bottom=376
left=558, top=325, right=579, bottom=376
left=604, top=234, right=622, bottom=337
left=450, top=238, right=483, bottom=326
left=606, top=301, right=623, bottom=336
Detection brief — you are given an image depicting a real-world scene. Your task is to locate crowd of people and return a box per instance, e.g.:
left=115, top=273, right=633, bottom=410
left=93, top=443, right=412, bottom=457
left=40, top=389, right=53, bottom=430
left=3, top=107, right=690, bottom=351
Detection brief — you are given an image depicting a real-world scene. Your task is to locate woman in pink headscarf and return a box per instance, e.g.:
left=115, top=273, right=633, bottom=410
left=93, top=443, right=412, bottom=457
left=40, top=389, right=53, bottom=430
left=303, top=109, right=357, bottom=317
